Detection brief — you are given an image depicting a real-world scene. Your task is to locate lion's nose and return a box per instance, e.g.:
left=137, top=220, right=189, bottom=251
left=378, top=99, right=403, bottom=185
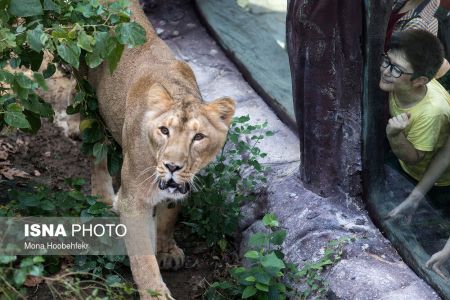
left=164, top=163, right=182, bottom=173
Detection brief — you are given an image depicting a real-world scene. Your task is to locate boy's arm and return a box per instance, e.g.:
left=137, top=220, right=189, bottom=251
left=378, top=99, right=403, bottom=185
left=386, top=137, right=450, bottom=222
left=414, top=137, right=450, bottom=195
left=386, top=113, right=425, bottom=164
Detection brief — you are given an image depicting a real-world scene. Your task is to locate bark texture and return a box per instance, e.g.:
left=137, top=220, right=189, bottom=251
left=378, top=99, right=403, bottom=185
left=286, top=0, right=363, bottom=197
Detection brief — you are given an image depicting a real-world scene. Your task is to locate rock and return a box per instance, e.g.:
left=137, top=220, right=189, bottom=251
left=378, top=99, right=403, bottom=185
left=329, top=257, right=439, bottom=299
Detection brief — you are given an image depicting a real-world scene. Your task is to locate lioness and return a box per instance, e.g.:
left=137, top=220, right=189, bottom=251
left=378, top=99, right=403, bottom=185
left=88, top=1, right=235, bottom=298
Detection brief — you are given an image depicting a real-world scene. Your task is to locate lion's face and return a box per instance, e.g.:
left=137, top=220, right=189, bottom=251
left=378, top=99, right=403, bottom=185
left=144, top=84, right=235, bottom=200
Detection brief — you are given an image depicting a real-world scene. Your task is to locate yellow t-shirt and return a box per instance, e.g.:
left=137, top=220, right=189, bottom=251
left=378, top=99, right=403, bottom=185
left=389, top=79, right=450, bottom=186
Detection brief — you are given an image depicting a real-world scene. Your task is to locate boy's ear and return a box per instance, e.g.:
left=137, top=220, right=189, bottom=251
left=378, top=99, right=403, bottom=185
left=411, top=76, right=429, bottom=87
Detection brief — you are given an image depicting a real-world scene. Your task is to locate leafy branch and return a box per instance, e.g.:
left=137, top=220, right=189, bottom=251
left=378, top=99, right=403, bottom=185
left=0, top=0, right=147, bottom=174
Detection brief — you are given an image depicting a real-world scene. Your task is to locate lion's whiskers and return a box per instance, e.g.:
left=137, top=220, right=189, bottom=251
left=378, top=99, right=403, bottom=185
left=190, top=175, right=201, bottom=192
left=137, top=166, right=157, bottom=179
left=138, top=171, right=158, bottom=187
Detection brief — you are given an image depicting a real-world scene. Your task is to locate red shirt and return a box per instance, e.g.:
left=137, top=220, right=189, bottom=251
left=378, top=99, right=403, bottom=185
left=385, top=10, right=407, bottom=50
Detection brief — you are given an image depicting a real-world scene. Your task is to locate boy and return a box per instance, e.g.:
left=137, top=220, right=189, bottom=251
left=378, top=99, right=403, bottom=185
left=380, top=29, right=450, bottom=185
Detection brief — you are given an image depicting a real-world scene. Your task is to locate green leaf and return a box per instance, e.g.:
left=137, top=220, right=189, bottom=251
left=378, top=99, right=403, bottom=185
left=0, top=28, right=16, bottom=52
left=5, top=111, right=30, bottom=128
left=105, top=262, right=115, bottom=269
left=255, top=283, right=269, bottom=292
left=0, top=10, right=10, bottom=26
left=19, top=257, right=34, bottom=268
left=33, top=72, right=48, bottom=90
left=88, top=202, right=107, bottom=214
left=14, top=269, right=26, bottom=285
left=115, top=22, right=146, bottom=47
left=234, top=115, right=250, bottom=123
left=0, top=70, right=14, bottom=83
left=68, top=190, right=84, bottom=201
left=262, top=213, right=279, bottom=227
left=9, top=0, right=43, bottom=17
left=85, top=32, right=114, bottom=68
left=261, top=253, right=285, bottom=271
left=21, top=110, right=41, bottom=134
left=244, top=250, right=260, bottom=260
left=106, top=274, right=122, bottom=285
left=22, top=95, right=54, bottom=119
left=75, top=2, right=96, bottom=18
left=0, top=255, right=17, bottom=264
left=255, top=272, right=271, bottom=285
left=51, top=26, right=68, bottom=39
left=244, top=276, right=256, bottom=282
left=82, top=125, right=104, bottom=144
left=12, top=84, right=29, bottom=100
left=271, top=230, right=287, bottom=245
left=57, top=41, right=81, bottom=69
left=41, top=200, right=55, bottom=211
left=242, top=286, right=257, bottom=299
left=93, top=32, right=116, bottom=58
left=43, top=0, right=61, bottom=13
left=43, top=63, right=56, bottom=79
left=15, top=73, right=34, bottom=89
left=7, top=103, right=22, bottom=112
left=29, top=265, right=43, bottom=276
left=85, top=53, right=102, bottom=68
left=249, top=232, right=270, bottom=248
left=93, top=142, right=108, bottom=164
left=107, top=42, right=124, bottom=73
left=19, top=195, right=40, bottom=207
left=27, top=25, right=48, bottom=53
left=218, top=239, right=227, bottom=251
left=107, top=147, right=122, bottom=176
left=77, top=30, right=94, bottom=52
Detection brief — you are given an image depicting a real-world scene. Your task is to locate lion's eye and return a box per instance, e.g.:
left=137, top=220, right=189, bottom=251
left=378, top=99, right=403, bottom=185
left=160, top=126, right=169, bottom=135
left=193, top=133, right=205, bottom=141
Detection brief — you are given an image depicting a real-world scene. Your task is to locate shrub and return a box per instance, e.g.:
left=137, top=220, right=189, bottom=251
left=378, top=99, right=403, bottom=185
left=0, top=179, right=134, bottom=298
left=205, top=213, right=353, bottom=299
left=182, top=115, right=273, bottom=250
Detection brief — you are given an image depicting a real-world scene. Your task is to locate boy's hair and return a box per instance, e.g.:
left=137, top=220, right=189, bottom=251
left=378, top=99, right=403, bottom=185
left=388, top=29, right=444, bottom=80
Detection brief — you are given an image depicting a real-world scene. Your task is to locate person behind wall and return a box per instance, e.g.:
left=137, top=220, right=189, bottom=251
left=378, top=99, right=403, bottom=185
left=381, top=30, right=450, bottom=186
left=386, top=0, right=450, bottom=82
left=435, top=0, right=450, bottom=89
left=386, top=0, right=439, bottom=49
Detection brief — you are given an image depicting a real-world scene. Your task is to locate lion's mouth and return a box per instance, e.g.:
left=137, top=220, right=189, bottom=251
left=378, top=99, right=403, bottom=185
left=158, top=178, right=190, bottom=194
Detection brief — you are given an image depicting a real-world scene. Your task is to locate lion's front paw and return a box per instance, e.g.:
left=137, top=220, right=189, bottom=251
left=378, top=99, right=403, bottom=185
left=141, top=281, right=175, bottom=300
left=157, top=244, right=185, bottom=270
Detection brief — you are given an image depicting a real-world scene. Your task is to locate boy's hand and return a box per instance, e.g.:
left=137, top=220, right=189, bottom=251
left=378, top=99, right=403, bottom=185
left=385, top=190, right=423, bottom=224
left=386, top=113, right=411, bottom=137
left=426, top=247, right=450, bottom=280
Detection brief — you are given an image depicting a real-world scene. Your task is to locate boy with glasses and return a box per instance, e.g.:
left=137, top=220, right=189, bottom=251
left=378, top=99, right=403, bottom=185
left=380, top=29, right=450, bottom=186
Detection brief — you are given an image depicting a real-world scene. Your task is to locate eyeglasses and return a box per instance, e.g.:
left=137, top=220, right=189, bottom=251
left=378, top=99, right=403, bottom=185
left=380, top=54, right=414, bottom=78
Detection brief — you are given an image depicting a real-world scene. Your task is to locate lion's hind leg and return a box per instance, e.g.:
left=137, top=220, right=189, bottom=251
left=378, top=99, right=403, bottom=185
left=156, top=202, right=185, bottom=270
left=91, top=157, right=115, bottom=205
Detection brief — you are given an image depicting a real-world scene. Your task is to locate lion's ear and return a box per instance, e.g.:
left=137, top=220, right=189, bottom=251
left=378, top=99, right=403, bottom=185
left=147, top=83, right=174, bottom=111
left=206, top=97, right=236, bottom=127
